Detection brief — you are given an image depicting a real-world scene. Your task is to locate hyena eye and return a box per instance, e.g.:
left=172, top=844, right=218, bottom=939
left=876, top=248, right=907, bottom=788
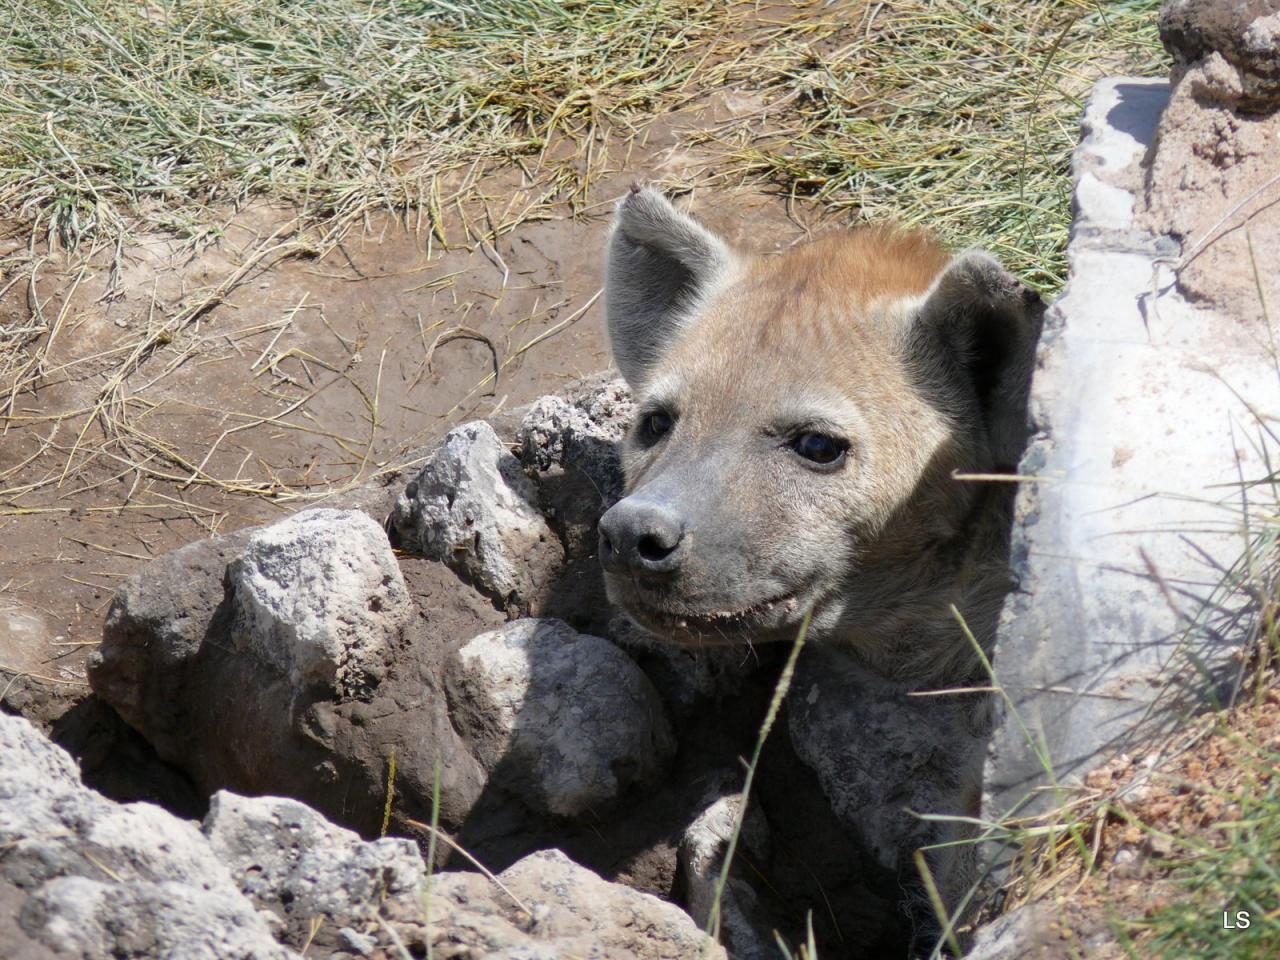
left=791, top=432, right=848, bottom=466
left=639, top=410, right=674, bottom=442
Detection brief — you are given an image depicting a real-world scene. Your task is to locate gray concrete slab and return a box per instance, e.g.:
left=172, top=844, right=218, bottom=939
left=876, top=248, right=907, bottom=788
left=984, top=77, right=1277, bottom=824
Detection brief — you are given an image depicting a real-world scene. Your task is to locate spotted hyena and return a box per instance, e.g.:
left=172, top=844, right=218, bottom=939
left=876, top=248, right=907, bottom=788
left=597, top=185, right=1043, bottom=953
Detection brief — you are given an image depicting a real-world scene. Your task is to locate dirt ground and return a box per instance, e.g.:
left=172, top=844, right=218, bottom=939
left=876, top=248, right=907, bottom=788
left=0, top=80, right=847, bottom=737
left=993, top=684, right=1280, bottom=958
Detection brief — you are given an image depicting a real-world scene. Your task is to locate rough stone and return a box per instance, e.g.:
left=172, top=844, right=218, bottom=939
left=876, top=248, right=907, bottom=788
left=445, top=618, right=675, bottom=817
left=0, top=713, right=294, bottom=960
left=20, top=878, right=296, bottom=960
left=428, top=849, right=726, bottom=960
left=517, top=374, right=634, bottom=568
left=2, top=713, right=725, bottom=960
left=90, top=510, right=488, bottom=840
left=88, top=529, right=253, bottom=763
left=986, top=77, right=1278, bottom=831
left=0, top=600, right=78, bottom=727
left=203, top=792, right=427, bottom=948
left=519, top=374, right=633, bottom=505
left=228, top=508, right=411, bottom=698
left=962, top=904, right=1050, bottom=960
left=1160, top=0, right=1280, bottom=106
left=679, top=787, right=776, bottom=960
left=391, top=420, right=562, bottom=606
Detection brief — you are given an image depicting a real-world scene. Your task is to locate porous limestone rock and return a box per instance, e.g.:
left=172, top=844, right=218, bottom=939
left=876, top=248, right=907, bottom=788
left=0, top=712, right=293, bottom=960
left=519, top=374, right=633, bottom=506
left=229, top=508, right=411, bottom=697
left=391, top=420, right=562, bottom=605
left=679, top=787, right=776, bottom=960
left=428, top=849, right=727, bottom=960
left=89, top=507, right=488, bottom=840
left=963, top=904, right=1050, bottom=960
left=445, top=618, right=675, bottom=817
left=203, top=792, right=427, bottom=945
left=3, top=713, right=730, bottom=960
left=88, top=528, right=254, bottom=763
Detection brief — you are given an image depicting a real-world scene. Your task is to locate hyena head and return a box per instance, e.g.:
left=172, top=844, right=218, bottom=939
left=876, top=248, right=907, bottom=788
left=598, top=186, right=1042, bottom=669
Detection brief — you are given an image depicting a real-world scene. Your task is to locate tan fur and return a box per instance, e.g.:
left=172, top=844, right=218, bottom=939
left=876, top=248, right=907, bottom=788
left=601, top=186, right=1044, bottom=950
left=619, top=221, right=1004, bottom=684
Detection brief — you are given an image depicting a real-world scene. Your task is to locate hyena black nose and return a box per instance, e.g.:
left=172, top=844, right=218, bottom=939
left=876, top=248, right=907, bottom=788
left=598, top=499, right=686, bottom=575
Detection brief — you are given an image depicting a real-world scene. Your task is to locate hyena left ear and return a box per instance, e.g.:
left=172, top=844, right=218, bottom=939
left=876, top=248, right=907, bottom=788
left=605, top=185, right=738, bottom=388
left=910, top=250, right=1045, bottom=468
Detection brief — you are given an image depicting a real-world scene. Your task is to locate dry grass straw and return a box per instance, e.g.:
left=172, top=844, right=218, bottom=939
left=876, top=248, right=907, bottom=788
left=0, top=0, right=737, bottom=251
left=0, top=225, right=337, bottom=521
left=0, top=0, right=1170, bottom=622
left=691, top=0, right=1166, bottom=290
left=0, top=0, right=756, bottom=516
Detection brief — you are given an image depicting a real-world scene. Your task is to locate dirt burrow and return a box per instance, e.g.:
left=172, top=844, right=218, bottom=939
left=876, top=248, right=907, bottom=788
left=0, top=86, right=836, bottom=741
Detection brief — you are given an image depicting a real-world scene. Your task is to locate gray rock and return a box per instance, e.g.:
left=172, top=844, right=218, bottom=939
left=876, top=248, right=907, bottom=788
left=679, top=788, right=776, bottom=960
left=519, top=374, right=634, bottom=506
left=2, top=713, right=721, bottom=960
left=986, top=78, right=1274, bottom=828
left=391, top=420, right=562, bottom=605
left=1160, top=0, right=1280, bottom=106
left=203, top=792, right=427, bottom=942
left=789, top=649, right=988, bottom=908
left=338, top=927, right=377, bottom=956
left=446, top=618, right=675, bottom=817
left=963, top=904, right=1049, bottom=960
left=90, top=508, right=488, bottom=841
left=228, top=508, right=410, bottom=698
left=517, top=376, right=634, bottom=563
left=20, top=877, right=296, bottom=960
left=89, top=529, right=254, bottom=763
left=428, top=848, right=727, bottom=960
left=0, top=713, right=294, bottom=960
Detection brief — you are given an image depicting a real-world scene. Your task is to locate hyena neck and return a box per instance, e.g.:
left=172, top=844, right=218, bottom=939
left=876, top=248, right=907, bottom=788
left=840, top=482, right=1018, bottom=688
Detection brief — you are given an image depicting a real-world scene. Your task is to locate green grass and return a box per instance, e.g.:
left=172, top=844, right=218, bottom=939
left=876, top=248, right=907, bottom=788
left=704, top=0, right=1168, bottom=290
left=0, top=0, right=727, bottom=248
left=1130, top=717, right=1280, bottom=959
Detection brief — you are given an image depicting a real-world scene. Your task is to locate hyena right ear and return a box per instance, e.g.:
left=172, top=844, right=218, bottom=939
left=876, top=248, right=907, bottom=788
left=605, top=185, right=737, bottom=387
left=910, top=250, right=1045, bottom=469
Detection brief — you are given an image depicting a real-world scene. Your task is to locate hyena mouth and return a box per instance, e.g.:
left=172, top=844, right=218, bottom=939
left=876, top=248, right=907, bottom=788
left=628, top=590, right=802, bottom=638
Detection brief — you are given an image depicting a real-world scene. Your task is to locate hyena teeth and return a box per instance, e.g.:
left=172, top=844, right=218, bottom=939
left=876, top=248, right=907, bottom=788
left=599, top=183, right=1043, bottom=944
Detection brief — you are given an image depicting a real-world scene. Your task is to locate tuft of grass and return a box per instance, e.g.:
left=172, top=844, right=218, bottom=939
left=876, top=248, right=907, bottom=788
left=701, top=0, right=1167, bottom=290
left=1143, top=730, right=1280, bottom=959
left=0, top=0, right=730, bottom=249
left=775, top=912, right=820, bottom=960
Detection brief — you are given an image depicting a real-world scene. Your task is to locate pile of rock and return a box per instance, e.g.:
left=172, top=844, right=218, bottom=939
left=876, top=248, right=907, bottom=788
left=0, top=711, right=722, bottom=959
left=69, top=373, right=898, bottom=957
